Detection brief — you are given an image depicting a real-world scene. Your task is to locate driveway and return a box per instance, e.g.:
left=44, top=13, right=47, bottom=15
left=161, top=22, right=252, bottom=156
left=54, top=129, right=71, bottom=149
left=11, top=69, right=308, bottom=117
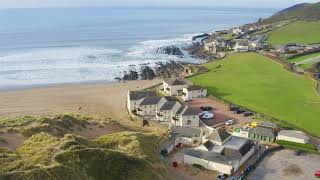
left=248, top=149, right=320, bottom=180
left=186, top=98, right=252, bottom=127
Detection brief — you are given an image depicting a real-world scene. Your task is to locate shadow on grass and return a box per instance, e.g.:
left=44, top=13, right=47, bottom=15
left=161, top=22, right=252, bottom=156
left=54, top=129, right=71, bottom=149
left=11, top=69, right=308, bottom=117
left=205, top=86, right=231, bottom=99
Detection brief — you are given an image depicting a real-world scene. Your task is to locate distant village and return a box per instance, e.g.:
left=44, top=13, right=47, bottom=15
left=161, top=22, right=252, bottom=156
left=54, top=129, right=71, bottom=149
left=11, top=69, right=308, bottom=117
left=126, top=78, right=310, bottom=179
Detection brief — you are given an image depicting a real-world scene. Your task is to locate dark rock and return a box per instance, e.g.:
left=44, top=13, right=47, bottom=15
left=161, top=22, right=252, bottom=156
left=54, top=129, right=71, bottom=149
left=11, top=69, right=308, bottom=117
left=156, top=45, right=184, bottom=58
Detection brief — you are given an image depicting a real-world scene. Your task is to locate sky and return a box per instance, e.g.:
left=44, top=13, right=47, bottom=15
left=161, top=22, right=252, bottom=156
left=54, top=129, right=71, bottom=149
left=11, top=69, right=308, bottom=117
left=0, top=0, right=319, bottom=9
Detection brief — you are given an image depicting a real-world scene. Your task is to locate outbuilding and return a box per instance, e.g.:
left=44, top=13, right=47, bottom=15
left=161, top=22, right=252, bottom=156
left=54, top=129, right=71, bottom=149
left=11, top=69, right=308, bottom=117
left=249, top=126, right=276, bottom=142
left=277, top=130, right=309, bottom=144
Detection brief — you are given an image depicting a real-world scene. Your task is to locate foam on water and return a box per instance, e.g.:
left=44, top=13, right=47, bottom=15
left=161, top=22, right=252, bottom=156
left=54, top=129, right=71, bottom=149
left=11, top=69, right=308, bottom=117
left=0, top=34, right=201, bottom=89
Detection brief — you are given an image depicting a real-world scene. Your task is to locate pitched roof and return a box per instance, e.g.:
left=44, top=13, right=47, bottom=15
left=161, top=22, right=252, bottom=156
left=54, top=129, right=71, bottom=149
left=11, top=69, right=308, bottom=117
left=140, top=96, right=164, bottom=106
left=207, top=129, right=231, bottom=143
left=164, top=79, right=188, bottom=86
left=184, top=149, right=232, bottom=166
left=129, top=91, right=156, bottom=100
left=223, top=141, right=254, bottom=160
left=160, top=101, right=179, bottom=111
left=182, top=107, right=201, bottom=116
left=203, top=140, right=215, bottom=151
left=186, top=85, right=203, bottom=91
left=176, top=105, right=187, bottom=115
left=250, top=127, right=276, bottom=138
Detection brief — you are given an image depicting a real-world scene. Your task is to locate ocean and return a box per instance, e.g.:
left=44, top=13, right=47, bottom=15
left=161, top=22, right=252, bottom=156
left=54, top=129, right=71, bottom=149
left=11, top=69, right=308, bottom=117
left=0, top=6, right=276, bottom=89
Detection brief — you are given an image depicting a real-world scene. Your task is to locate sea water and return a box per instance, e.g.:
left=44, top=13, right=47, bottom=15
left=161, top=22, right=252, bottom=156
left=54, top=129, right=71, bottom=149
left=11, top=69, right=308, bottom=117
left=0, top=6, right=276, bottom=89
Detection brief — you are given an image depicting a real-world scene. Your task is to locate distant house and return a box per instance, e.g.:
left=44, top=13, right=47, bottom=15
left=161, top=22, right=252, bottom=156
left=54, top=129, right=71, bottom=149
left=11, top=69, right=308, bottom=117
left=172, top=106, right=200, bottom=128
left=204, top=41, right=218, bottom=54
left=184, top=136, right=255, bottom=175
left=182, top=85, right=207, bottom=101
left=136, top=96, right=167, bottom=117
left=163, top=79, right=189, bottom=96
left=277, top=130, right=309, bottom=144
left=161, top=126, right=203, bottom=156
left=127, top=90, right=156, bottom=114
left=249, top=126, right=276, bottom=142
left=156, top=101, right=181, bottom=122
left=232, top=28, right=243, bottom=35
left=234, top=39, right=250, bottom=52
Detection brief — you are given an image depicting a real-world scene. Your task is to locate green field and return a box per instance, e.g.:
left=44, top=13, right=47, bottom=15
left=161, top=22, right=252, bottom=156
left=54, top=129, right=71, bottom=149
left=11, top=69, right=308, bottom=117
left=189, top=53, right=320, bottom=137
left=288, top=52, right=320, bottom=63
left=267, top=21, right=320, bottom=45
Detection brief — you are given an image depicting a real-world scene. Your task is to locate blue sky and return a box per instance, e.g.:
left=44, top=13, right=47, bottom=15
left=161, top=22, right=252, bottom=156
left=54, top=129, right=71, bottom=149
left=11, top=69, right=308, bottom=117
left=0, top=0, right=319, bottom=8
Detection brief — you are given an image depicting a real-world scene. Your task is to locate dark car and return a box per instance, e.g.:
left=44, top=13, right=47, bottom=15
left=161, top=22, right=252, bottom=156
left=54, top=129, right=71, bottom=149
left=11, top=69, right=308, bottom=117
left=201, top=106, right=213, bottom=111
left=235, top=109, right=246, bottom=114
left=243, top=111, right=254, bottom=117
left=216, top=173, right=228, bottom=180
left=229, top=105, right=238, bottom=111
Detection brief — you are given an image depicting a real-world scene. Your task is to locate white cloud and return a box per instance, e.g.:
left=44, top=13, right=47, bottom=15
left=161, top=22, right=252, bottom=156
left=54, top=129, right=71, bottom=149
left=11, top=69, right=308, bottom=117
left=0, top=0, right=319, bottom=9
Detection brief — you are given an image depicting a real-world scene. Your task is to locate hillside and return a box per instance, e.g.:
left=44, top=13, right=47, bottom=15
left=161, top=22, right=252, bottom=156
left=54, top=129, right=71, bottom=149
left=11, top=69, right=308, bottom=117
left=260, top=2, right=320, bottom=24
left=189, top=53, right=320, bottom=137
left=0, top=115, right=168, bottom=180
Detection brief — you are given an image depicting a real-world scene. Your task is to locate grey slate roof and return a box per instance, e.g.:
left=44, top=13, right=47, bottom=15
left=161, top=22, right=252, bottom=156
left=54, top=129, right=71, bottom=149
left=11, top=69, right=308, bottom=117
left=250, top=126, right=276, bottom=138
left=256, top=121, right=278, bottom=129
left=184, top=149, right=232, bottom=166
left=140, top=96, right=164, bottom=106
left=207, top=129, right=231, bottom=143
left=203, top=140, right=215, bottom=151
left=182, top=107, right=201, bottom=116
left=160, top=101, right=178, bottom=111
left=223, top=141, right=254, bottom=160
left=171, top=126, right=202, bottom=138
left=186, top=85, right=203, bottom=91
left=176, top=105, right=187, bottom=115
left=278, top=130, right=309, bottom=140
left=164, top=79, right=187, bottom=86
left=129, top=91, right=156, bottom=100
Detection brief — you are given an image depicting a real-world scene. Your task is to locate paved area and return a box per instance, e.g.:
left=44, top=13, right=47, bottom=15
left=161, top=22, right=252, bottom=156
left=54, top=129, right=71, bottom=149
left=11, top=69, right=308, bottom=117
left=248, top=149, right=320, bottom=180
left=186, top=98, right=252, bottom=127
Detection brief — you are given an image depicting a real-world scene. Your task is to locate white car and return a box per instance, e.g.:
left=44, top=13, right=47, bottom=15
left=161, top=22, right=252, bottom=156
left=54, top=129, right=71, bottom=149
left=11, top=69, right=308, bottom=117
left=201, top=111, right=214, bottom=119
left=225, top=119, right=236, bottom=126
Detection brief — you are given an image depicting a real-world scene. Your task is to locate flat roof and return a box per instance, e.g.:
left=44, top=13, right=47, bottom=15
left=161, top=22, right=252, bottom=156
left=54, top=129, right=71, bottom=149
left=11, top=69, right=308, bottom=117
left=223, top=136, right=249, bottom=151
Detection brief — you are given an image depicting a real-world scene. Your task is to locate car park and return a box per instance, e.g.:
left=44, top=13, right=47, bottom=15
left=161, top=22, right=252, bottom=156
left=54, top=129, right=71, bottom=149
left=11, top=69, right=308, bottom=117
left=225, top=119, right=236, bottom=126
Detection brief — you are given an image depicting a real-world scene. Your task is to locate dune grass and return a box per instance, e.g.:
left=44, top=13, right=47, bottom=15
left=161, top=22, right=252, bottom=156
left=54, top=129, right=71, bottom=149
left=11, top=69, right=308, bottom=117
left=267, top=21, right=320, bottom=45
left=189, top=53, right=320, bottom=137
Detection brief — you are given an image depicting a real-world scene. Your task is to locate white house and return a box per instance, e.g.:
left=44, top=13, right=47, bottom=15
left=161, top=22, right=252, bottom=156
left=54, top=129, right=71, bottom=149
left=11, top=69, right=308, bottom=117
left=277, top=130, right=309, bottom=144
left=182, top=85, right=207, bottom=101
left=184, top=136, right=256, bottom=175
left=156, top=101, right=181, bottom=122
left=233, top=39, right=250, bottom=52
left=204, top=129, right=232, bottom=146
left=163, top=79, right=188, bottom=96
left=161, top=126, right=203, bottom=156
left=232, top=28, right=243, bottom=35
left=127, top=90, right=156, bottom=113
left=171, top=106, right=200, bottom=128
left=136, top=96, right=167, bottom=117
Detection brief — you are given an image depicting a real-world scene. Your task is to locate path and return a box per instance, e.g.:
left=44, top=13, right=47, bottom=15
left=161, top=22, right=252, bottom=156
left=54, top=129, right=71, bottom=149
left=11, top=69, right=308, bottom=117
left=295, top=55, right=320, bottom=66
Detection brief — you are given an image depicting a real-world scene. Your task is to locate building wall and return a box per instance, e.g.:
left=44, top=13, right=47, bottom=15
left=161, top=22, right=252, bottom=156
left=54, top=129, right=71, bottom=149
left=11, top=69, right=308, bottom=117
left=236, top=146, right=255, bottom=171
left=179, top=115, right=200, bottom=127
left=277, top=135, right=308, bottom=144
left=184, top=154, right=209, bottom=169
left=139, top=98, right=167, bottom=116
left=249, top=133, right=274, bottom=142
left=156, top=103, right=181, bottom=122
left=182, top=88, right=207, bottom=101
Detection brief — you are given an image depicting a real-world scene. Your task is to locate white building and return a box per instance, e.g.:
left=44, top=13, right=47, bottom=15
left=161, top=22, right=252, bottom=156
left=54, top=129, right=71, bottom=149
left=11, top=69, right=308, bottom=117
left=127, top=90, right=156, bottom=114
left=171, top=106, right=200, bottom=128
left=277, top=130, right=309, bottom=144
left=184, top=135, right=256, bottom=175
left=136, top=96, right=167, bottom=117
left=232, top=28, right=243, bottom=35
left=163, top=79, right=189, bottom=96
left=233, top=39, right=250, bottom=52
left=204, top=41, right=218, bottom=54
left=182, top=85, right=207, bottom=101
left=156, top=101, right=181, bottom=122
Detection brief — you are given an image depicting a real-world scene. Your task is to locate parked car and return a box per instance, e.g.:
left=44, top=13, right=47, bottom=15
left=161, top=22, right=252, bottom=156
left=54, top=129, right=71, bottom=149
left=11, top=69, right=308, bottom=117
left=243, top=111, right=254, bottom=117
left=225, top=119, right=236, bottom=126
left=201, top=112, right=214, bottom=119
left=235, top=109, right=246, bottom=114
left=199, top=111, right=211, bottom=116
left=315, top=170, right=320, bottom=178
left=201, top=106, right=213, bottom=111
left=229, top=105, right=238, bottom=111
left=216, top=173, right=228, bottom=180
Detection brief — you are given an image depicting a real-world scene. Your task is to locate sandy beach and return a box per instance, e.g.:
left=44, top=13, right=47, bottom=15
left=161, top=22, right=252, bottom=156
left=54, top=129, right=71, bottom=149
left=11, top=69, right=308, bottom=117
left=0, top=80, right=162, bottom=128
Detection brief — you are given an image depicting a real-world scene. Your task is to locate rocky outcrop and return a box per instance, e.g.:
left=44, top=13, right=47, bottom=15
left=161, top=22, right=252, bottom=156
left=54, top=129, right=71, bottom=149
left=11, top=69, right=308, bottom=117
left=156, top=45, right=184, bottom=58
left=184, top=42, right=218, bottom=61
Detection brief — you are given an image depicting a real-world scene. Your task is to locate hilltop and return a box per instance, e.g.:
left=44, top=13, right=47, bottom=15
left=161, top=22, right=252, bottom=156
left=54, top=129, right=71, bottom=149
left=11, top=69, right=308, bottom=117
left=259, top=2, right=320, bottom=24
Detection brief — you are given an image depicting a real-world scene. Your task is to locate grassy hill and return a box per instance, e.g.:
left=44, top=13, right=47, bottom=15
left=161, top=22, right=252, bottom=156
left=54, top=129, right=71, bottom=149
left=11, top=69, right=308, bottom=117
left=266, top=20, right=320, bottom=45
left=189, top=53, right=320, bottom=137
left=260, top=2, right=320, bottom=24
left=0, top=115, right=168, bottom=180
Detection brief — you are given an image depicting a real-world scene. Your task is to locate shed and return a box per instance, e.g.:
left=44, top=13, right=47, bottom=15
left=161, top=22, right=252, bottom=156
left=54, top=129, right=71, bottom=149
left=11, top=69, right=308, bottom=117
left=277, top=130, right=309, bottom=144
left=249, top=127, right=276, bottom=142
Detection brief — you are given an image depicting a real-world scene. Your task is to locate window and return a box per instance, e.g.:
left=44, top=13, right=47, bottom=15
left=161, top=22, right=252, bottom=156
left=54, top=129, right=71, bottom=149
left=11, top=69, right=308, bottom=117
left=193, top=115, right=195, bottom=119
left=187, top=120, right=192, bottom=125
left=193, top=140, right=198, bottom=144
